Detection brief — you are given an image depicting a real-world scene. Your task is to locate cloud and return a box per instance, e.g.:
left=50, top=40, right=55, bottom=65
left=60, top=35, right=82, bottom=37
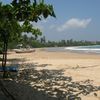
left=57, top=18, right=92, bottom=32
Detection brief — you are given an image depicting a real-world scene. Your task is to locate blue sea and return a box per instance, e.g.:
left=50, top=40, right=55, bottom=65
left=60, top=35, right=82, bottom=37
left=44, top=45, right=100, bottom=54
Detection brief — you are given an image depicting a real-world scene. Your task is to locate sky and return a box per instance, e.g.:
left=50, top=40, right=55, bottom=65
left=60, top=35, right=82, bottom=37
left=1, top=0, right=100, bottom=41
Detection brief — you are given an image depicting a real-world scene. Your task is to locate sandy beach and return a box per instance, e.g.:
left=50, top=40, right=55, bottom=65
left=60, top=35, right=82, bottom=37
left=7, top=49, right=100, bottom=85
left=1, top=48, right=100, bottom=100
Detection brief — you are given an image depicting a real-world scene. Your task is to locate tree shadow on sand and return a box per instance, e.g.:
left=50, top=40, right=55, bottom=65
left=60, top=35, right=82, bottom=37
left=0, top=63, right=100, bottom=100
left=13, top=63, right=100, bottom=100
left=0, top=79, right=60, bottom=100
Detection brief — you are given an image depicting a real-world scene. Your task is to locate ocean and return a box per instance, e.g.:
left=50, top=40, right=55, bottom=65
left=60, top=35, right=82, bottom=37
left=45, top=45, right=100, bottom=54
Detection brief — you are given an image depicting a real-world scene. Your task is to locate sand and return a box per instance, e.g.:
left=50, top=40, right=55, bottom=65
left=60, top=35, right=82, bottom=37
left=1, top=48, right=100, bottom=100
left=7, top=49, right=100, bottom=85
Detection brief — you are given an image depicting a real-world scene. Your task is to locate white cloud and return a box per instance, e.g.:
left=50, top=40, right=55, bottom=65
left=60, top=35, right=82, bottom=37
left=57, top=18, right=92, bottom=32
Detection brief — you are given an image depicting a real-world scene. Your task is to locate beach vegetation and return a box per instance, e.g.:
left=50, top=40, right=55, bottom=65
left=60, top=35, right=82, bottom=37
left=13, top=36, right=100, bottom=48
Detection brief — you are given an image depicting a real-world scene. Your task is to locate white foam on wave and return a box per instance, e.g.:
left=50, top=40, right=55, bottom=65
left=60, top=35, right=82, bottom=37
left=65, top=46, right=100, bottom=53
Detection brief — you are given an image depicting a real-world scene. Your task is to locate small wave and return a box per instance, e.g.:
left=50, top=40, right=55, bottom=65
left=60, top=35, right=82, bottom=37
left=65, top=46, right=100, bottom=53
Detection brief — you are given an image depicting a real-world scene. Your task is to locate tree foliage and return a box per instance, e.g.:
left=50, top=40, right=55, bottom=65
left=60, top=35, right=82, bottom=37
left=0, top=0, right=55, bottom=78
left=0, top=0, right=56, bottom=42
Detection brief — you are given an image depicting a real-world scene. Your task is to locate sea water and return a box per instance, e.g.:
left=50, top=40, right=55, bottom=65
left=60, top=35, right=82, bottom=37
left=45, top=45, right=100, bottom=54
left=65, top=45, right=100, bottom=54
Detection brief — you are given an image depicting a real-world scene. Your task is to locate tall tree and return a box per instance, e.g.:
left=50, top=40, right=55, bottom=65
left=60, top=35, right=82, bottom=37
left=0, top=0, right=55, bottom=78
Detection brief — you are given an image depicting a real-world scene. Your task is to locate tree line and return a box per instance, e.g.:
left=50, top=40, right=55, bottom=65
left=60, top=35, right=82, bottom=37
left=4, top=35, right=100, bottom=49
